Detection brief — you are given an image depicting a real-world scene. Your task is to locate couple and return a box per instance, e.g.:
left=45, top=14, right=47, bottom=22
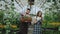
left=19, top=8, right=42, bottom=34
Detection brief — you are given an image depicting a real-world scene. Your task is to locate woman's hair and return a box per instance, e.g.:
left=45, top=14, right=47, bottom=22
left=27, top=8, right=30, bottom=11
left=37, top=11, right=42, bottom=17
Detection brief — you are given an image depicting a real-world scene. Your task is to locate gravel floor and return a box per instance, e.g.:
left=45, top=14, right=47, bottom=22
left=28, top=25, right=34, bottom=34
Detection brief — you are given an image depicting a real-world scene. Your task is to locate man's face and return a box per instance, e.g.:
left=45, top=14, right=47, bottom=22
left=26, top=10, right=30, bottom=14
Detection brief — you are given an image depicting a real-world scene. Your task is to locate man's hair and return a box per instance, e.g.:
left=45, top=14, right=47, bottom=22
left=27, top=8, right=30, bottom=11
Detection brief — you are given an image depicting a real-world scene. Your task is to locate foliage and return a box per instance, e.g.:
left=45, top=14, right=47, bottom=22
left=43, top=0, right=60, bottom=28
left=44, top=1, right=60, bottom=22
left=0, top=10, right=4, bottom=24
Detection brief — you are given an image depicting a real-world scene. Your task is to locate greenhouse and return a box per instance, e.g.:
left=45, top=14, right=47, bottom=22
left=0, top=0, right=60, bottom=34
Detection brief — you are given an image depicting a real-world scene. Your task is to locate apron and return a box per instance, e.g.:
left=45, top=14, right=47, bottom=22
left=33, top=19, right=42, bottom=34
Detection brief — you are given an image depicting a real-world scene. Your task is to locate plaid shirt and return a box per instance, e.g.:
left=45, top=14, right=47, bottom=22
left=33, top=20, right=42, bottom=34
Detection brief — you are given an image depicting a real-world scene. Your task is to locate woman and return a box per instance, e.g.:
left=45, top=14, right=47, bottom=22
left=32, top=11, right=42, bottom=34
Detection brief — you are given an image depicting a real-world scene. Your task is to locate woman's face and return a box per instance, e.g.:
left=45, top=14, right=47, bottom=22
left=38, top=12, right=42, bottom=16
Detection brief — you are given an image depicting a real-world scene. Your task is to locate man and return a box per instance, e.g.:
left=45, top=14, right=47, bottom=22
left=19, top=8, right=31, bottom=34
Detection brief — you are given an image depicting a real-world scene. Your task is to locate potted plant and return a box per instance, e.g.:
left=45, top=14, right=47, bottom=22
left=20, top=16, right=32, bottom=22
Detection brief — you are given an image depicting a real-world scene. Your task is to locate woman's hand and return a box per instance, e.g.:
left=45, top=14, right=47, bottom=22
left=31, top=18, right=37, bottom=24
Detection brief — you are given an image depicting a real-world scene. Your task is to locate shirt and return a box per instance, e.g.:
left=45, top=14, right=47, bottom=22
left=31, top=16, right=41, bottom=24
